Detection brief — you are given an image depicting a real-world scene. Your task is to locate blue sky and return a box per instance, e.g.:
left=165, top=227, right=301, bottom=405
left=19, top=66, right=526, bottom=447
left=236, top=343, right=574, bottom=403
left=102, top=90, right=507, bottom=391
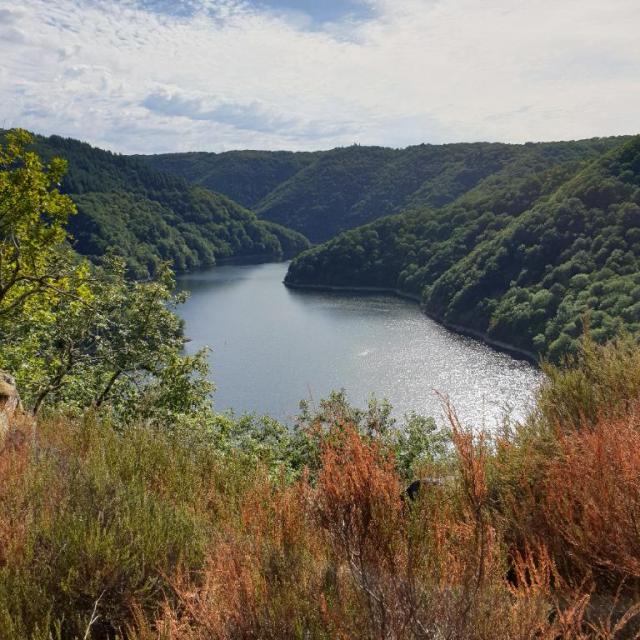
left=0, top=0, right=638, bottom=153
left=134, top=0, right=373, bottom=22
left=255, top=0, right=374, bottom=24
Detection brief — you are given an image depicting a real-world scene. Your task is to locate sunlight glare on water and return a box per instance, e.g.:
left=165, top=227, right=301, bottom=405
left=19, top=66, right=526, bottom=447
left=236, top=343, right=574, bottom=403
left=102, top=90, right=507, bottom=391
left=177, top=262, right=542, bottom=428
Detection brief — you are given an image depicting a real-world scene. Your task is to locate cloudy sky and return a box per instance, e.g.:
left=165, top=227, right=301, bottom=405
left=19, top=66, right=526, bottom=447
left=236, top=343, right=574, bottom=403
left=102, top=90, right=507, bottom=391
left=0, top=0, right=638, bottom=153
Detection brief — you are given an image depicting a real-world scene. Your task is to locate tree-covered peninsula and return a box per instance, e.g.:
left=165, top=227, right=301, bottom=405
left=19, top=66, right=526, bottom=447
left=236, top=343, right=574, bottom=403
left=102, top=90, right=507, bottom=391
left=286, top=135, right=640, bottom=360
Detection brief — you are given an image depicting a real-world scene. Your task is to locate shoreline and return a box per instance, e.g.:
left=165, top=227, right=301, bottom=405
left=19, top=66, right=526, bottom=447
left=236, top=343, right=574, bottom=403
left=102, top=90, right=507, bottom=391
left=215, top=253, right=285, bottom=266
left=174, top=253, right=290, bottom=275
left=284, top=280, right=539, bottom=365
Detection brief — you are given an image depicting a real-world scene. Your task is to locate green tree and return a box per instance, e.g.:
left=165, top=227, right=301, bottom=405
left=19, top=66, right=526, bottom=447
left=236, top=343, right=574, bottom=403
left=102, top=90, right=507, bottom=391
left=0, top=132, right=213, bottom=424
left=0, top=129, right=77, bottom=321
left=3, top=254, right=213, bottom=422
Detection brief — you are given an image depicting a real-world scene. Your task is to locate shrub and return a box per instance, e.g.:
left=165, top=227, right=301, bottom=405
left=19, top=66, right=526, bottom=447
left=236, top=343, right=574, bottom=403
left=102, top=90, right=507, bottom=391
left=0, top=415, right=221, bottom=638
left=5, top=339, right=640, bottom=638
left=543, top=410, right=640, bottom=584
left=537, top=333, right=640, bottom=432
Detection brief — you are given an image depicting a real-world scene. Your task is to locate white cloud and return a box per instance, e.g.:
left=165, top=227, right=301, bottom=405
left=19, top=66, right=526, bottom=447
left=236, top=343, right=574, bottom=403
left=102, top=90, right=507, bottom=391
left=0, top=0, right=638, bottom=153
left=141, top=89, right=296, bottom=131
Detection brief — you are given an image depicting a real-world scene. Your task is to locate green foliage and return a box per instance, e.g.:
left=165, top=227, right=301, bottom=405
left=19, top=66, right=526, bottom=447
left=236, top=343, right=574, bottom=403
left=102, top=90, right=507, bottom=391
left=192, top=390, right=451, bottom=483
left=255, top=145, right=398, bottom=242
left=0, top=136, right=214, bottom=423
left=255, top=139, right=625, bottom=242
left=141, top=149, right=318, bottom=208
left=2, top=255, right=214, bottom=421
left=30, top=134, right=310, bottom=278
left=286, top=135, right=640, bottom=360
left=0, top=415, right=217, bottom=639
left=536, top=332, right=640, bottom=432
left=143, top=140, right=627, bottom=244
left=0, top=129, right=77, bottom=321
left=291, top=391, right=450, bottom=480
left=392, top=412, right=450, bottom=479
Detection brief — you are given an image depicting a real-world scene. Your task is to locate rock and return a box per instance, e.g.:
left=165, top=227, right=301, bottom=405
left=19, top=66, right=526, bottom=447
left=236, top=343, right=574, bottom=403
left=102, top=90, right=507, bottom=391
left=403, top=477, right=447, bottom=502
left=0, top=370, right=21, bottom=439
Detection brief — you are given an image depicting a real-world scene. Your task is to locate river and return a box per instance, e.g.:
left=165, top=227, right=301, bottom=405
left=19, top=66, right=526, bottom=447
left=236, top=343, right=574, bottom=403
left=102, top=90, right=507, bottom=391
left=177, top=262, right=541, bottom=427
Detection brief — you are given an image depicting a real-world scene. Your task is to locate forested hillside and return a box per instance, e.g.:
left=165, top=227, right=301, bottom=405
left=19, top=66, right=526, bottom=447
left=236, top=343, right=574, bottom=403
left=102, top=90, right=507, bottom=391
left=31, top=135, right=310, bottom=278
left=286, top=135, right=640, bottom=360
left=141, top=149, right=319, bottom=209
left=16, top=131, right=639, bottom=361
left=141, top=138, right=628, bottom=243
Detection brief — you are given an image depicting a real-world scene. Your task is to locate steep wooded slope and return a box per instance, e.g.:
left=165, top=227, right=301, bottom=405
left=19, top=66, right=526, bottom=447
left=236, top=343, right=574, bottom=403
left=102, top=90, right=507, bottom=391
left=33, top=135, right=310, bottom=278
left=140, top=149, right=319, bottom=209
left=286, top=136, right=640, bottom=360
left=141, top=138, right=627, bottom=244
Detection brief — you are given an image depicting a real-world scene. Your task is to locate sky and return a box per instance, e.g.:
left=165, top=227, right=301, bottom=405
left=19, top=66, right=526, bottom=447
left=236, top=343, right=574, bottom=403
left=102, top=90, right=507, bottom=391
left=0, top=0, right=639, bottom=153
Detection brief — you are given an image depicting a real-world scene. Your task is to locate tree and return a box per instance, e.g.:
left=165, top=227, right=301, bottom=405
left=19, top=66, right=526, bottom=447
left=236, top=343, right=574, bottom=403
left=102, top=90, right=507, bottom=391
left=3, top=253, right=214, bottom=422
left=0, top=131, right=213, bottom=424
left=0, top=129, right=77, bottom=320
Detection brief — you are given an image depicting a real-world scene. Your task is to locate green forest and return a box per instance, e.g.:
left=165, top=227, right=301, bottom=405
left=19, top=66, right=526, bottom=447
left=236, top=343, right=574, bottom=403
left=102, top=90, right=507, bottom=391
left=28, top=135, right=310, bottom=278
left=143, top=137, right=628, bottom=243
left=19, top=131, right=640, bottom=363
left=142, top=149, right=318, bottom=209
left=285, top=136, right=640, bottom=360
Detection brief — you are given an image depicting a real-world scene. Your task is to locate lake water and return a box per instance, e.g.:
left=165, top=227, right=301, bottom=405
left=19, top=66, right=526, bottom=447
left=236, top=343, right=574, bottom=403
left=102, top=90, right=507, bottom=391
left=177, top=262, right=542, bottom=427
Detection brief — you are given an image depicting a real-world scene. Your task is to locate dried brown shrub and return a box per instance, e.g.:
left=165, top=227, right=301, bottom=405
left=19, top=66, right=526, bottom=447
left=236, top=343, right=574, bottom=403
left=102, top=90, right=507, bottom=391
left=123, top=402, right=640, bottom=639
left=310, top=420, right=556, bottom=640
left=150, top=469, right=330, bottom=639
left=543, top=409, right=640, bottom=584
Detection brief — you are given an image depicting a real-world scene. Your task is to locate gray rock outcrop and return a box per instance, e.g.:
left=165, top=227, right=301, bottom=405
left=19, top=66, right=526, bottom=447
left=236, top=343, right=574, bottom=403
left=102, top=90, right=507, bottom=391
left=0, top=371, right=21, bottom=439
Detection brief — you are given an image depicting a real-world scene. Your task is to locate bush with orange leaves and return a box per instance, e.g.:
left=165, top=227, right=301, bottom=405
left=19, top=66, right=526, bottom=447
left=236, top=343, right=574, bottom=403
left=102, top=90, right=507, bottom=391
left=544, top=409, right=640, bottom=586
left=487, top=337, right=640, bottom=635
left=491, top=410, right=640, bottom=637
left=314, top=422, right=406, bottom=638
left=142, top=420, right=562, bottom=640
left=5, top=337, right=640, bottom=639
left=142, top=472, right=333, bottom=640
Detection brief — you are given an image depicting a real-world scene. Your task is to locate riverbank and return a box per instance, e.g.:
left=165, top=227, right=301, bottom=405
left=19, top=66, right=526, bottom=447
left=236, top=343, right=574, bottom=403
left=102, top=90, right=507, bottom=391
left=173, top=252, right=296, bottom=274
left=284, top=280, right=538, bottom=365
left=216, top=253, right=283, bottom=266
left=283, top=280, right=421, bottom=303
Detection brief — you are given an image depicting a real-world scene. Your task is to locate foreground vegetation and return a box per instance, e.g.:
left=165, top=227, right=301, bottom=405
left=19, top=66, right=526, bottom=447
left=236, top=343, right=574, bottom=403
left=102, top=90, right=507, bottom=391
left=3, top=129, right=640, bottom=638
left=3, top=338, right=640, bottom=639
